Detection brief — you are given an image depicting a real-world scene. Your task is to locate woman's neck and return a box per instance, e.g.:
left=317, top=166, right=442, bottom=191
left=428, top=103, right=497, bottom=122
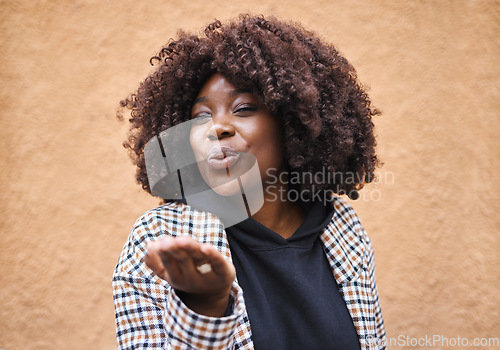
left=251, top=183, right=304, bottom=239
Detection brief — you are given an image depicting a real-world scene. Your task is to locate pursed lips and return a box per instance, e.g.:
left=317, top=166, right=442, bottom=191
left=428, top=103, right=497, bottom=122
left=206, top=146, right=241, bottom=170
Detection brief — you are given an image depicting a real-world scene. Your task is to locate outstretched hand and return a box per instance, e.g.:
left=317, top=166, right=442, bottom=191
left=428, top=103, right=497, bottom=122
left=145, top=236, right=236, bottom=317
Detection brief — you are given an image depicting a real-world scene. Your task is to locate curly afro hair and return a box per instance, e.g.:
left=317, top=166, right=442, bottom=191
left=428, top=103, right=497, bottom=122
left=119, top=14, right=380, bottom=200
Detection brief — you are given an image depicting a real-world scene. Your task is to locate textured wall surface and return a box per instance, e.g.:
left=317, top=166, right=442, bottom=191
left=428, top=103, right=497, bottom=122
left=0, top=1, right=498, bottom=349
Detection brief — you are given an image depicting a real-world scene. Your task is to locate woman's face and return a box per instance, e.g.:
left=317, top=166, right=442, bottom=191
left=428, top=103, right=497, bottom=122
left=189, top=73, right=284, bottom=196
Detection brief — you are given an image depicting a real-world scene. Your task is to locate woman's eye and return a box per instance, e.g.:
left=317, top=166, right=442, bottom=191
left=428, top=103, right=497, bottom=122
left=234, top=105, right=258, bottom=115
left=191, top=113, right=212, bottom=126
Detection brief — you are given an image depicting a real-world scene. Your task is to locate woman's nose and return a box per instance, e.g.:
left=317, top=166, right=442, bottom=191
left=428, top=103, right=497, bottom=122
left=209, top=113, right=235, bottom=140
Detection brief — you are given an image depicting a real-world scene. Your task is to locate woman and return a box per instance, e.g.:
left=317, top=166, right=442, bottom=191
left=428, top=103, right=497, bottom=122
left=113, top=14, right=385, bottom=349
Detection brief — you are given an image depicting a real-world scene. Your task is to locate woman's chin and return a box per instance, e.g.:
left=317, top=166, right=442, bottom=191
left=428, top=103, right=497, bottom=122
left=211, top=180, right=242, bottom=197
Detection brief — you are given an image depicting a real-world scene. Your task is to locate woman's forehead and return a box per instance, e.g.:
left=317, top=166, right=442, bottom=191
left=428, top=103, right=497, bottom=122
left=194, top=74, right=257, bottom=101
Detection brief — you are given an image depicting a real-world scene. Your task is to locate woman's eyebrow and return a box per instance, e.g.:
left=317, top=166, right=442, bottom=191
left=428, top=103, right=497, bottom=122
left=193, top=89, right=251, bottom=105
left=193, top=96, right=207, bottom=105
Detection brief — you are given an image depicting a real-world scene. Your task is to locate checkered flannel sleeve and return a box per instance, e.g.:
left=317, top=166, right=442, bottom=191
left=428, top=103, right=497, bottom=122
left=113, top=208, right=245, bottom=349
left=364, top=234, right=386, bottom=349
left=343, top=199, right=387, bottom=350
left=328, top=197, right=386, bottom=350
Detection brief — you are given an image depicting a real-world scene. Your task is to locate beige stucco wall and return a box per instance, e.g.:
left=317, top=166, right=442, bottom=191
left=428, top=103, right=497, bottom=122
left=1, top=1, right=498, bottom=349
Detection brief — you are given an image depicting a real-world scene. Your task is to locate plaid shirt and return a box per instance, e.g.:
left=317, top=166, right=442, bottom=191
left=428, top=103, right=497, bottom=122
left=113, top=196, right=386, bottom=349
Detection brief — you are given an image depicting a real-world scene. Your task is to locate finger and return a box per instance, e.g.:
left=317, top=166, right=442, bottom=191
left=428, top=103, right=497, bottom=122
left=145, top=241, right=172, bottom=281
left=200, top=244, right=235, bottom=277
left=158, top=237, right=213, bottom=281
left=174, top=237, right=209, bottom=263
left=166, top=242, right=197, bottom=274
left=149, top=239, right=185, bottom=282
